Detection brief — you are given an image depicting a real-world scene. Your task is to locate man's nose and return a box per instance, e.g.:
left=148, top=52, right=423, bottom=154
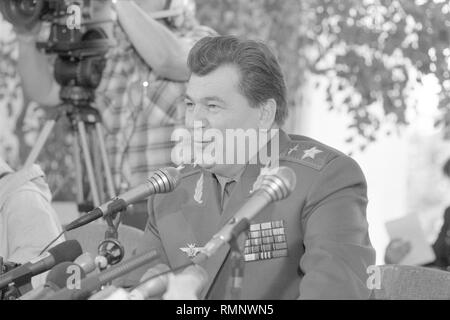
left=186, top=105, right=209, bottom=128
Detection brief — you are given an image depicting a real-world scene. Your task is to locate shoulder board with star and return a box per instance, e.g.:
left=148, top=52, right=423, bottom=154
left=280, top=135, right=342, bottom=171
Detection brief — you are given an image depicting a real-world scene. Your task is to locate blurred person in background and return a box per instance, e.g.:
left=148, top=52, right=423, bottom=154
left=384, top=158, right=450, bottom=270
left=0, top=157, right=64, bottom=284
left=13, top=0, right=216, bottom=230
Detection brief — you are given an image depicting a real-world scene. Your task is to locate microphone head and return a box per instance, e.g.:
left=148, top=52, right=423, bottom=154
left=47, top=240, right=83, bottom=265
left=260, top=166, right=296, bottom=202
left=74, top=253, right=96, bottom=274
left=45, top=262, right=86, bottom=291
left=148, top=167, right=181, bottom=193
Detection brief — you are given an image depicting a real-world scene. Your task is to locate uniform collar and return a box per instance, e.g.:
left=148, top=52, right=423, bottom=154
left=213, top=166, right=245, bottom=194
left=239, top=128, right=292, bottom=180
left=215, top=129, right=292, bottom=224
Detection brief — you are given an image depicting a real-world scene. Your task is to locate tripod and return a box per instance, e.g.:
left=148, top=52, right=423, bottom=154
left=24, top=89, right=120, bottom=240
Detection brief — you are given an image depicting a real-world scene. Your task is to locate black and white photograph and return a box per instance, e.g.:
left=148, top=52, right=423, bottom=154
left=0, top=0, right=450, bottom=306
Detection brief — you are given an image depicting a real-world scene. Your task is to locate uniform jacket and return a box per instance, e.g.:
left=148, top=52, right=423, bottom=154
left=429, top=207, right=450, bottom=269
left=133, top=130, right=375, bottom=299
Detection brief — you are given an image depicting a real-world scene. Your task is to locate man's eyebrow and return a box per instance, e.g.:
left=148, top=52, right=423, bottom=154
left=182, top=94, right=227, bottom=104
left=201, top=96, right=227, bottom=104
left=182, top=93, right=193, bottom=100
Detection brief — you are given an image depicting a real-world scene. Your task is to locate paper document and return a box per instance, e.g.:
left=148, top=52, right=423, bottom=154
left=385, top=215, right=436, bottom=266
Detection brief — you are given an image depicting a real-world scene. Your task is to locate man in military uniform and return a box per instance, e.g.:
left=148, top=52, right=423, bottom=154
left=132, top=35, right=375, bottom=299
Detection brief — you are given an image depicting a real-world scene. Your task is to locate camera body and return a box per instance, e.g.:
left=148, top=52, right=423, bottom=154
left=0, top=0, right=112, bottom=105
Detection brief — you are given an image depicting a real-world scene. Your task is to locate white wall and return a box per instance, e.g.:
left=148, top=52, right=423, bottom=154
left=288, top=76, right=411, bottom=264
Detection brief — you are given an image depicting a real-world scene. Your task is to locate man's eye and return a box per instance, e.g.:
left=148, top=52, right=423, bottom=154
left=185, top=100, right=194, bottom=108
left=208, top=104, right=219, bottom=110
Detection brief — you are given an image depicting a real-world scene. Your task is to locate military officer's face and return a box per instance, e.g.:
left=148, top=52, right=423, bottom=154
left=184, top=64, right=274, bottom=175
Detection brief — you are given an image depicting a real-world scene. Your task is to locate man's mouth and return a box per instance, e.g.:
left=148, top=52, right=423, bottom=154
left=193, top=139, right=214, bottom=144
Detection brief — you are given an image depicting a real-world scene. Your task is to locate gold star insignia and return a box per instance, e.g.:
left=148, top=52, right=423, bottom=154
left=302, top=147, right=322, bottom=160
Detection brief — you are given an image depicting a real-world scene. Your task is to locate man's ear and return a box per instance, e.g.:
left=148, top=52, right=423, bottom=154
left=259, top=98, right=277, bottom=129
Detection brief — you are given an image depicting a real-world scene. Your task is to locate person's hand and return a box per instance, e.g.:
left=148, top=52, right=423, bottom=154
left=384, top=238, right=412, bottom=264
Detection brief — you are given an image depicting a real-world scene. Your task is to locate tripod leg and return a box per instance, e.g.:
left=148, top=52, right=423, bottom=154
left=77, top=121, right=101, bottom=207
left=94, top=123, right=120, bottom=239
left=24, top=120, right=56, bottom=167
left=72, top=130, right=85, bottom=207
left=91, top=128, right=105, bottom=204
left=94, top=123, right=116, bottom=199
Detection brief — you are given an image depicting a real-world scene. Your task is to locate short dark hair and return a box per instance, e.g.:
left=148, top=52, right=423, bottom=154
left=443, top=158, right=450, bottom=177
left=187, top=35, right=288, bottom=126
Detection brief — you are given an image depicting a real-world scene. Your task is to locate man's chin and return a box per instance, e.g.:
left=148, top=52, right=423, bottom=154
left=195, top=161, right=216, bottom=170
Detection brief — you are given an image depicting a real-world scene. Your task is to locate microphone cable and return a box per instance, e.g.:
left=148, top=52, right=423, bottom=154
left=39, top=230, right=66, bottom=256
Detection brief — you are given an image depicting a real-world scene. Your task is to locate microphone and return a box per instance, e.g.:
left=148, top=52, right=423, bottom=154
left=104, top=264, right=208, bottom=300
left=104, top=287, right=133, bottom=300
left=162, top=265, right=209, bottom=300
left=19, top=261, right=87, bottom=300
left=128, top=264, right=171, bottom=300
left=88, top=285, right=122, bottom=300
left=20, top=253, right=96, bottom=300
left=64, top=167, right=181, bottom=231
left=0, top=240, right=82, bottom=290
left=193, top=166, right=296, bottom=264
left=88, top=264, right=170, bottom=300
left=46, top=249, right=160, bottom=300
left=74, top=253, right=96, bottom=275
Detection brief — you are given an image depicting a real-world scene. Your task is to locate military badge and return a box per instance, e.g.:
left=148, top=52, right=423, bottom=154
left=282, top=141, right=330, bottom=171
left=302, top=146, right=322, bottom=160
left=180, top=243, right=204, bottom=258
left=243, top=220, right=288, bottom=262
left=287, top=144, right=299, bottom=155
left=193, top=173, right=204, bottom=204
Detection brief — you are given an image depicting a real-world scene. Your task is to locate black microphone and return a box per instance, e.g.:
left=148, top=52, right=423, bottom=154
left=20, top=261, right=88, bottom=300
left=193, top=166, right=296, bottom=264
left=65, top=167, right=181, bottom=231
left=0, top=240, right=82, bottom=290
left=46, top=249, right=160, bottom=300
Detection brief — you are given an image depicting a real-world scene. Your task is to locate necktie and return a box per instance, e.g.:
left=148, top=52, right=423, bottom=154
left=221, top=180, right=236, bottom=211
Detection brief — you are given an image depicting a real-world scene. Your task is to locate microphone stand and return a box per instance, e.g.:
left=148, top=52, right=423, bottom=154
left=229, top=239, right=244, bottom=300
left=227, top=218, right=250, bottom=300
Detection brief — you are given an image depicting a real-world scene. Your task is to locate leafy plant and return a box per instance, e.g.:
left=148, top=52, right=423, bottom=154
left=196, top=0, right=450, bottom=148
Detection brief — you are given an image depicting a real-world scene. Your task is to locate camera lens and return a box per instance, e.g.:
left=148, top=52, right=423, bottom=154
left=54, top=56, right=105, bottom=89
left=0, top=0, right=45, bottom=28
left=18, top=0, right=39, bottom=17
